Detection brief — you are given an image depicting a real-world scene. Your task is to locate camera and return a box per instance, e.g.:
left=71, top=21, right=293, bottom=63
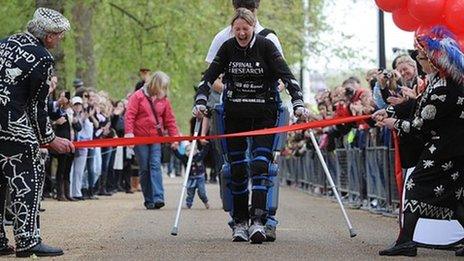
left=378, top=69, right=399, bottom=91
left=383, top=70, right=394, bottom=79
left=345, top=87, right=355, bottom=97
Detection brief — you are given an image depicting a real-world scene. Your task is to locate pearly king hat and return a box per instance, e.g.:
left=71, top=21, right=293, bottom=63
left=28, top=7, right=71, bottom=33
left=415, top=26, right=464, bottom=85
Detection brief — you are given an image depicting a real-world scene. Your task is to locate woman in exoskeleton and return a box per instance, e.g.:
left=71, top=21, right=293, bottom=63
left=193, top=8, right=308, bottom=243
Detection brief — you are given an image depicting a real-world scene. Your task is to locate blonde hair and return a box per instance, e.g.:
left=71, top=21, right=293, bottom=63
left=147, top=71, right=170, bottom=97
left=395, top=55, right=417, bottom=70
left=231, top=7, right=256, bottom=27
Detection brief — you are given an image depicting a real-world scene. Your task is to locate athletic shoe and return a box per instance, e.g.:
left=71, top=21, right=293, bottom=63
left=249, top=222, right=266, bottom=244
left=264, top=224, right=276, bottom=242
left=144, top=202, right=156, bottom=210
left=154, top=202, right=165, bottom=209
left=232, top=222, right=249, bottom=242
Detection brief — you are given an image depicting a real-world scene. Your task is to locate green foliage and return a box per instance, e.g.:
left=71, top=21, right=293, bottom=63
left=0, top=0, right=329, bottom=132
left=0, top=0, right=35, bottom=37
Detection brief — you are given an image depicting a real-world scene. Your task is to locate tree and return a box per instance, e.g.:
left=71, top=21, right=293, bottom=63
left=0, top=0, right=332, bottom=132
left=71, top=0, right=97, bottom=88
left=35, top=0, right=68, bottom=90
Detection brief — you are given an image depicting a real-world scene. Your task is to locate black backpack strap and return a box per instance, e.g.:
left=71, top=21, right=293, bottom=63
left=144, top=93, right=164, bottom=137
left=258, top=28, right=277, bottom=37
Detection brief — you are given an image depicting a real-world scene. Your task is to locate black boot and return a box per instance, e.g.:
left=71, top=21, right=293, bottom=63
left=64, top=182, right=77, bottom=201
left=56, top=182, right=67, bottom=201
left=16, top=243, right=63, bottom=257
left=379, top=241, right=417, bottom=256
left=456, top=247, right=464, bottom=256
left=87, top=188, right=98, bottom=200
left=0, top=245, right=14, bottom=255
left=98, top=175, right=112, bottom=196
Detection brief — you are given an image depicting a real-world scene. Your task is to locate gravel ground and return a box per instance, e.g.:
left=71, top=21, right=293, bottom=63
left=4, top=177, right=460, bottom=260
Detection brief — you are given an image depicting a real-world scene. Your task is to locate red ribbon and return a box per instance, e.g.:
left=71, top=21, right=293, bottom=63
left=73, top=115, right=371, bottom=149
left=392, top=131, right=404, bottom=197
left=392, top=130, right=404, bottom=230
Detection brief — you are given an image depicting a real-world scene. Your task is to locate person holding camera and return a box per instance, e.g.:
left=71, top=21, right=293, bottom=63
left=373, top=54, right=425, bottom=110
left=374, top=55, right=427, bottom=170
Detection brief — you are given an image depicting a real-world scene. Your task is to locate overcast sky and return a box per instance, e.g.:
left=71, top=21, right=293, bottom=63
left=308, top=0, right=414, bottom=73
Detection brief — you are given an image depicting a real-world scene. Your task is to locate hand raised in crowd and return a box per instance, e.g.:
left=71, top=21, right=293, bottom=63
left=375, top=117, right=396, bottom=129
left=399, top=86, right=417, bottom=100
left=72, top=115, right=79, bottom=124
left=375, top=71, right=388, bottom=89
left=102, top=125, right=111, bottom=136
left=113, top=106, right=124, bottom=116
left=372, top=109, right=387, bottom=122
left=386, top=95, right=407, bottom=106
left=49, top=136, right=75, bottom=154
left=57, top=96, right=68, bottom=107
left=349, top=101, right=364, bottom=116
left=88, top=107, right=95, bottom=116
left=48, top=76, right=58, bottom=94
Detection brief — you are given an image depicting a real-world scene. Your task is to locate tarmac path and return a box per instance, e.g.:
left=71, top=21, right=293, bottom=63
left=4, top=177, right=460, bottom=260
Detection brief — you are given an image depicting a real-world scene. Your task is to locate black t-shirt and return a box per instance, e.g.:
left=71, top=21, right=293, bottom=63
left=196, top=34, right=303, bottom=118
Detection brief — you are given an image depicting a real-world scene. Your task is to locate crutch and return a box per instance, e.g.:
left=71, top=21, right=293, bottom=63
left=171, top=118, right=202, bottom=236
left=308, top=130, right=357, bottom=238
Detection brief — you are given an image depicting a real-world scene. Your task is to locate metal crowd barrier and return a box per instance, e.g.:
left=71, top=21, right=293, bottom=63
left=278, top=145, right=401, bottom=214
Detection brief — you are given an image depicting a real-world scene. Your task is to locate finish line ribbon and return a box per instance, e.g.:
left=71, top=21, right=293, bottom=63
left=73, top=115, right=371, bottom=149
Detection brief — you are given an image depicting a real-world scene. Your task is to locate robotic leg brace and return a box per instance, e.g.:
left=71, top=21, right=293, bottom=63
left=214, top=104, right=289, bottom=235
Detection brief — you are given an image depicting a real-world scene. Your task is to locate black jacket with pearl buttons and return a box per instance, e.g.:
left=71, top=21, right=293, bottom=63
left=0, top=32, right=56, bottom=146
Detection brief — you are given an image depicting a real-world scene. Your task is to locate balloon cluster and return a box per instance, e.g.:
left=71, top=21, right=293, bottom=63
left=374, top=0, right=464, bottom=49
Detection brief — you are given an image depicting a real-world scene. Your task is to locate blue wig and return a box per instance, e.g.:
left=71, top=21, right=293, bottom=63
left=416, top=26, right=464, bottom=85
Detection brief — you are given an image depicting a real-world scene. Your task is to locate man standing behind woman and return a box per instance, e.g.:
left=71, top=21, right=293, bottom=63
left=125, top=71, right=179, bottom=210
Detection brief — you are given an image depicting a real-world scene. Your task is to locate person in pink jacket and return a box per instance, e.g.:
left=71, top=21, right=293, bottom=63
left=125, top=71, right=179, bottom=209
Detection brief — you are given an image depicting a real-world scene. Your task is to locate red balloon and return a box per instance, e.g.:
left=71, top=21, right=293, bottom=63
left=444, top=0, right=464, bottom=34
left=392, top=8, right=421, bottom=31
left=415, top=24, right=434, bottom=37
left=375, top=0, right=407, bottom=12
left=408, top=0, right=446, bottom=24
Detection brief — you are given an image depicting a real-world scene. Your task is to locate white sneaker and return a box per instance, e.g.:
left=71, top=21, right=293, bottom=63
left=249, top=222, right=266, bottom=244
left=232, top=222, right=249, bottom=242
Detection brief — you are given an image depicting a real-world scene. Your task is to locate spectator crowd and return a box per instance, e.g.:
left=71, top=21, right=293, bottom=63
left=40, top=49, right=423, bottom=212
